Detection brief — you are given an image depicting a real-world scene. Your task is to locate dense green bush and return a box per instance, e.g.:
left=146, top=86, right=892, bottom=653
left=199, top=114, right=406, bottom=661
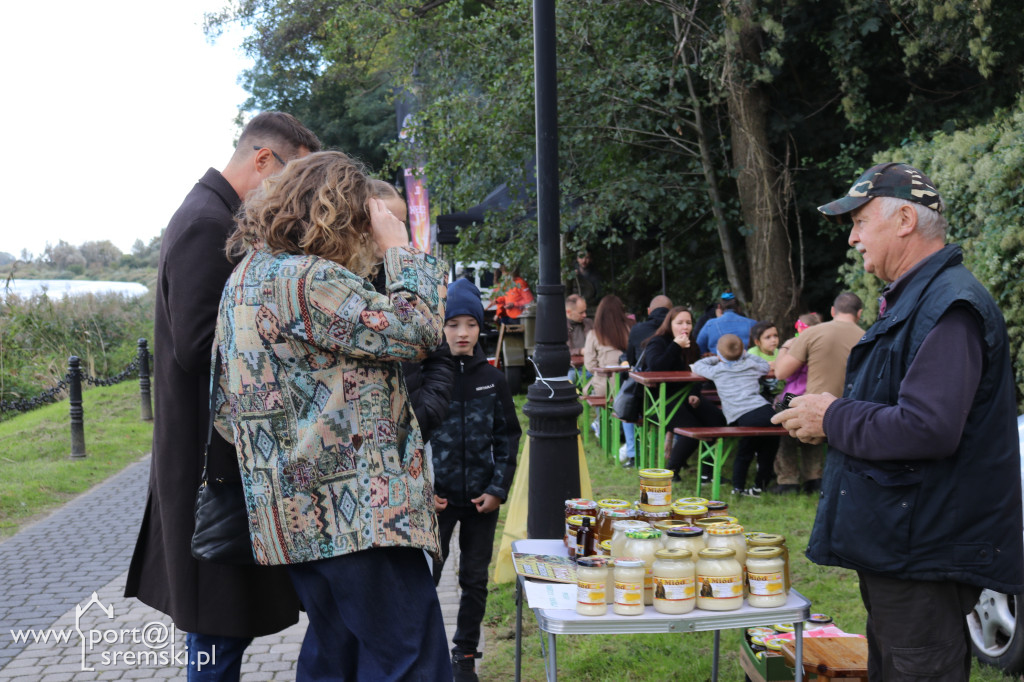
left=840, top=96, right=1024, bottom=407
left=0, top=290, right=155, bottom=408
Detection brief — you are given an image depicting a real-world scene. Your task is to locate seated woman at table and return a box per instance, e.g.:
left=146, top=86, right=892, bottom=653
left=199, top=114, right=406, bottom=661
left=583, top=294, right=632, bottom=398
left=640, top=306, right=726, bottom=480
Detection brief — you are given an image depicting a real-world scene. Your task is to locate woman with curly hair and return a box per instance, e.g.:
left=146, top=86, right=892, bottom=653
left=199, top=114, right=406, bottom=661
left=213, top=151, right=451, bottom=680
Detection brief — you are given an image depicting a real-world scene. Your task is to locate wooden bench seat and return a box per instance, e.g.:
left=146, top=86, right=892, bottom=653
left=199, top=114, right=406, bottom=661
left=673, top=426, right=786, bottom=439
left=584, top=396, right=607, bottom=408
left=672, top=425, right=786, bottom=499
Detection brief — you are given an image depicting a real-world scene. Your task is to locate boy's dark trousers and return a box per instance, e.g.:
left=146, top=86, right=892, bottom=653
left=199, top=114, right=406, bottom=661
left=730, top=404, right=779, bottom=490
left=433, top=503, right=500, bottom=653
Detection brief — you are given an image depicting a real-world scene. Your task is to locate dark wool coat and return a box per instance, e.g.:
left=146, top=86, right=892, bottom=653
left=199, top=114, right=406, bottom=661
left=124, top=168, right=300, bottom=637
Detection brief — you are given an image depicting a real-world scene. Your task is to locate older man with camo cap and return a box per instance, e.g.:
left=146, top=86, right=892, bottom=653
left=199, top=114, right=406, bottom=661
left=773, top=162, right=1022, bottom=681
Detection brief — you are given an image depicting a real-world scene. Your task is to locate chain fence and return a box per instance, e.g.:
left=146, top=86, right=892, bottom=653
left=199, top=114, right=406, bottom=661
left=0, top=342, right=152, bottom=416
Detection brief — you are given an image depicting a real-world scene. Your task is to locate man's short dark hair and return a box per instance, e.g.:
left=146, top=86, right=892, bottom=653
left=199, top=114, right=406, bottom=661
left=833, top=292, right=863, bottom=316
left=238, top=111, right=321, bottom=158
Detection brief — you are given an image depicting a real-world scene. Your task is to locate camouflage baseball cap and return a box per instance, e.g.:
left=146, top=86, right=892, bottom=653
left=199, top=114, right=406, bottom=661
left=818, top=162, right=944, bottom=224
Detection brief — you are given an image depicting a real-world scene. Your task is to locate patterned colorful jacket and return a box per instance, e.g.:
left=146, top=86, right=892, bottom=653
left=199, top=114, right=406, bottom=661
left=214, top=245, right=447, bottom=566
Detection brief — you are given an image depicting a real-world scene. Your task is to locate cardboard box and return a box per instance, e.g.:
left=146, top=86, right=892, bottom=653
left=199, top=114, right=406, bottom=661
left=738, top=639, right=816, bottom=682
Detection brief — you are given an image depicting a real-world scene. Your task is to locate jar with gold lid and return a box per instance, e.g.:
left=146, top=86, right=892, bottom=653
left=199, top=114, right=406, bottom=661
left=746, top=546, right=787, bottom=607
left=706, top=523, right=747, bottom=594
left=596, top=501, right=633, bottom=545
left=694, top=516, right=730, bottom=536
left=748, top=533, right=790, bottom=591
left=676, top=496, right=708, bottom=506
left=638, top=468, right=674, bottom=512
left=671, top=503, right=708, bottom=525
left=639, top=509, right=673, bottom=527
left=653, top=518, right=691, bottom=543
left=652, top=548, right=696, bottom=614
left=696, top=547, right=743, bottom=610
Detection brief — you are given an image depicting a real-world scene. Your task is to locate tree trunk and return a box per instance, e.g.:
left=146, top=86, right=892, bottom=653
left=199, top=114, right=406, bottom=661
left=721, top=0, right=797, bottom=326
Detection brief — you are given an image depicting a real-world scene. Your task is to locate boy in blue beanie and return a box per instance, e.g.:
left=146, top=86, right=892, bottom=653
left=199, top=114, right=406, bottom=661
left=430, top=278, right=521, bottom=682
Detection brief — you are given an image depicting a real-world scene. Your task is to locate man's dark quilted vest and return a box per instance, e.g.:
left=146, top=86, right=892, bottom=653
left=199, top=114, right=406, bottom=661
left=806, top=245, right=1023, bottom=592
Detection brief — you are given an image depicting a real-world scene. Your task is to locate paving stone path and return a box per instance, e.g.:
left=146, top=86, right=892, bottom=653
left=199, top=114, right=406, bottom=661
left=0, top=456, right=470, bottom=680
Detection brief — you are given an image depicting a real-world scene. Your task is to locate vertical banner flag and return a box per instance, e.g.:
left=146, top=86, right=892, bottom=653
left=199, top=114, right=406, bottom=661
left=403, top=169, right=431, bottom=253
left=396, top=89, right=432, bottom=253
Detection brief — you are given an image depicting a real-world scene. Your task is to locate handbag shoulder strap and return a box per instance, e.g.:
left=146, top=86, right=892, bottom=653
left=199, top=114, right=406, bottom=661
left=634, top=346, right=648, bottom=371
left=200, top=349, right=222, bottom=484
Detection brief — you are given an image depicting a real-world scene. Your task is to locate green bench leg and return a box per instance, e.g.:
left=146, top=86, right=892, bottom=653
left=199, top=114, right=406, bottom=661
left=695, top=438, right=741, bottom=500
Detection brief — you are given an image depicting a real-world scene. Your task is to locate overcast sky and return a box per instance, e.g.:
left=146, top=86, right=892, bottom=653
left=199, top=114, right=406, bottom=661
left=0, top=0, right=253, bottom=259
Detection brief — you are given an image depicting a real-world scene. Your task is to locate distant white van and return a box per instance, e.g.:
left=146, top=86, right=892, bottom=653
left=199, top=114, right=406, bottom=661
left=452, top=261, right=501, bottom=304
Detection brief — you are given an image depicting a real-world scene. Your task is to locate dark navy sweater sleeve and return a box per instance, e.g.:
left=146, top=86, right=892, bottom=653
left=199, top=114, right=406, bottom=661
left=823, top=305, right=983, bottom=460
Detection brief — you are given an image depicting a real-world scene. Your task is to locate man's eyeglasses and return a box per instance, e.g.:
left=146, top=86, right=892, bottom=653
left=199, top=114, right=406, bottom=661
left=253, top=145, right=286, bottom=166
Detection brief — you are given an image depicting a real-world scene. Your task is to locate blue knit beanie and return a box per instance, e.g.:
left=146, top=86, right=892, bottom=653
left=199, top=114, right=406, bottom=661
left=446, top=278, right=484, bottom=326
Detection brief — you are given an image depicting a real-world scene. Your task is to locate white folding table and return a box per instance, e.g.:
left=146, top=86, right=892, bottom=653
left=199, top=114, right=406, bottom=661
left=513, top=538, right=810, bottom=681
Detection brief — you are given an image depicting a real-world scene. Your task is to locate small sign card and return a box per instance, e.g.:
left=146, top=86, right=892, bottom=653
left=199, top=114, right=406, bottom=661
left=511, top=553, right=577, bottom=584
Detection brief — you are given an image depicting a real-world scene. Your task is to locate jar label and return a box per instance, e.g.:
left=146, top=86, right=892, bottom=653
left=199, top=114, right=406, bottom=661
left=697, top=574, right=743, bottom=599
left=576, top=581, right=606, bottom=606
left=748, top=572, right=785, bottom=596
left=640, top=484, right=672, bottom=507
left=614, top=582, right=643, bottom=605
left=653, top=576, right=695, bottom=601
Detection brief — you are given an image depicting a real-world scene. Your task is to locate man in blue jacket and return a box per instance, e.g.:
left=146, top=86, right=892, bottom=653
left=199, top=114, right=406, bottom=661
left=696, top=293, right=756, bottom=355
left=774, top=163, right=1023, bottom=681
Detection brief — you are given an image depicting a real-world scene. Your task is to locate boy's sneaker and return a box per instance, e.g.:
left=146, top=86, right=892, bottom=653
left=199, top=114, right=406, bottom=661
left=731, top=487, right=761, bottom=497
left=452, top=648, right=482, bottom=682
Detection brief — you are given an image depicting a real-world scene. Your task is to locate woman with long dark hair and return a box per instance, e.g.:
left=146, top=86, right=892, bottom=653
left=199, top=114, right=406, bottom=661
left=641, top=306, right=725, bottom=479
left=583, top=294, right=632, bottom=397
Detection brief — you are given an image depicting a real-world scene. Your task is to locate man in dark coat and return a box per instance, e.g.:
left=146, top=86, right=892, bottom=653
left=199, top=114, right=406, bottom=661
left=625, top=294, right=672, bottom=366
left=774, top=163, right=1023, bottom=681
left=125, top=112, right=319, bottom=680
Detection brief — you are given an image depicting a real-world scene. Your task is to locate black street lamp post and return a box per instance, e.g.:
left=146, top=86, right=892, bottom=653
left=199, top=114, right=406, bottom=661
left=524, top=0, right=582, bottom=540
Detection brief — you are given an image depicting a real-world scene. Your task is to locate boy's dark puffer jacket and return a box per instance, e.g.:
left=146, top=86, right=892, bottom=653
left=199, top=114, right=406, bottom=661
left=430, top=344, right=521, bottom=507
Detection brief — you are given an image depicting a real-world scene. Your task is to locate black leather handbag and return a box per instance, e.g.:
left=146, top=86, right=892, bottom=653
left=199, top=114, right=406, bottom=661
left=190, top=353, right=255, bottom=565
left=611, top=348, right=647, bottom=423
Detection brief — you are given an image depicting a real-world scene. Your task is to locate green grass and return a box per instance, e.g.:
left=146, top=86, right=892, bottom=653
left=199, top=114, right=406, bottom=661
left=480, top=399, right=1018, bottom=681
left=0, top=381, right=152, bottom=537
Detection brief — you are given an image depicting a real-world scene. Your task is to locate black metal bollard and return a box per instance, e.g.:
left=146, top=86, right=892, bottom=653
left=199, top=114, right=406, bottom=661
left=138, top=339, right=153, bottom=421
left=68, top=356, right=86, bottom=459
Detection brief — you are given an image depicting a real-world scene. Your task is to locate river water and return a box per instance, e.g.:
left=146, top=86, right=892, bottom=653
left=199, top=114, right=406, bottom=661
left=2, top=279, right=148, bottom=299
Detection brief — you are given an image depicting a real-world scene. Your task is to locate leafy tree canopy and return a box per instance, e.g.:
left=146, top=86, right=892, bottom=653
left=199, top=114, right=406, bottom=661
left=207, top=0, right=1024, bottom=318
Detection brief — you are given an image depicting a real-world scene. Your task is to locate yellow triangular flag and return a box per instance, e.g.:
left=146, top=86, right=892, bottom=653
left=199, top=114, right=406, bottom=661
left=493, top=436, right=592, bottom=583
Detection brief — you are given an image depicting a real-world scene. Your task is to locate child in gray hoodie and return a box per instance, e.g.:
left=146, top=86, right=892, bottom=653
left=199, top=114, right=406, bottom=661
left=692, top=334, right=779, bottom=496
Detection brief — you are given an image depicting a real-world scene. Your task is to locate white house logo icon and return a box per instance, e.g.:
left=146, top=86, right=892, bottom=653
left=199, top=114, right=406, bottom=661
left=74, top=592, right=114, bottom=671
